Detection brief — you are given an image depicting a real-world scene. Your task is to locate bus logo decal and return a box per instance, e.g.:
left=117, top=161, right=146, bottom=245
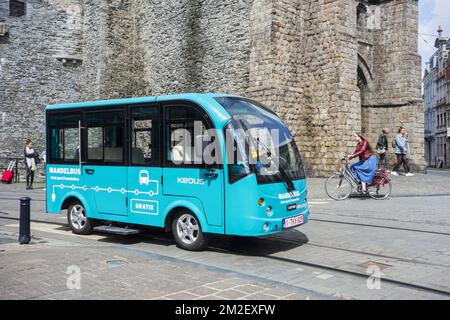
left=176, top=177, right=205, bottom=185
left=139, top=170, right=150, bottom=185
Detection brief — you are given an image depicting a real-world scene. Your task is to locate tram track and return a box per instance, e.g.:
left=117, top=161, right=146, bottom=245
left=1, top=215, right=450, bottom=298
left=0, top=196, right=45, bottom=202
left=309, top=218, right=450, bottom=236
left=266, top=235, right=450, bottom=269
left=1, top=215, right=449, bottom=268
left=248, top=251, right=450, bottom=297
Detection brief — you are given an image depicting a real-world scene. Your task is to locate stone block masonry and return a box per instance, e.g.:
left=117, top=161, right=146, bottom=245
left=0, top=0, right=83, bottom=158
left=0, top=0, right=426, bottom=176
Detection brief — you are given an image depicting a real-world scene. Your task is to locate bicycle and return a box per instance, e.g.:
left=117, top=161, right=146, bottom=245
left=325, top=158, right=392, bottom=200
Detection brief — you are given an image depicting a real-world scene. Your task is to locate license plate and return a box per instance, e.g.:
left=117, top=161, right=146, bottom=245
left=283, top=215, right=304, bottom=229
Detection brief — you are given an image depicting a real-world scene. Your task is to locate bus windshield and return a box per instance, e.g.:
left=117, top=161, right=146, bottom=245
left=215, top=97, right=305, bottom=185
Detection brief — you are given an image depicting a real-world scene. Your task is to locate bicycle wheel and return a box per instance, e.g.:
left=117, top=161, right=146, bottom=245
left=367, top=174, right=392, bottom=200
left=325, top=173, right=352, bottom=200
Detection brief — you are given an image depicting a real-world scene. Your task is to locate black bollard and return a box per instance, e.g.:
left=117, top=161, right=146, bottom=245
left=19, top=197, right=31, bottom=245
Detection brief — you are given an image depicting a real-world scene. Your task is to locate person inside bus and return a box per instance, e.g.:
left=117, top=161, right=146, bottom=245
left=346, top=133, right=377, bottom=195
left=172, top=132, right=192, bottom=164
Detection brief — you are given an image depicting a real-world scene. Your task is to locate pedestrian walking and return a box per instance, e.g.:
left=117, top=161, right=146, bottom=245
left=376, top=128, right=389, bottom=171
left=391, top=127, right=413, bottom=176
left=24, top=139, right=40, bottom=190
left=404, top=131, right=414, bottom=176
left=346, top=133, right=378, bottom=195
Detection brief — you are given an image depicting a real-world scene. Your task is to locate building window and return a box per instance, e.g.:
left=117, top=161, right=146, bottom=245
left=10, top=0, right=26, bottom=17
left=357, top=3, right=367, bottom=29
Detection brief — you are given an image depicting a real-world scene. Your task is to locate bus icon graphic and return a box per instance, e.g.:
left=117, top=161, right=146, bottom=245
left=139, top=170, right=150, bottom=185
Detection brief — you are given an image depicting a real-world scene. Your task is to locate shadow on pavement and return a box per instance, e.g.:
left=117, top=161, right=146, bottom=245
left=207, top=230, right=308, bottom=256
left=51, top=224, right=308, bottom=256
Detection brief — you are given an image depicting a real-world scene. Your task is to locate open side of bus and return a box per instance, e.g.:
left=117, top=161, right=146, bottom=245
left=45, top=94, right=309, bottom=251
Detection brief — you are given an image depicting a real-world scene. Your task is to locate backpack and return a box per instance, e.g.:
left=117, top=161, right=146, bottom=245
left=391, top=139, right=396, bottom=149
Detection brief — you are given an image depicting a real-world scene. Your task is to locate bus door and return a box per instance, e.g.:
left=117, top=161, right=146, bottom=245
left=46, top=111, right=84, bottom=213
left=162, top=103, right=224, bottom=228
left=83, top=109, right=128, bottom=216
left=127, top=104, right=162, bottom=224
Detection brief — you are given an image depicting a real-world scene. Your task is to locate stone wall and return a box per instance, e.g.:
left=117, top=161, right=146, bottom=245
left=369, top=0, right=422, bottom=106
left=138, top=0, right=253, bottom=96
left=0, top=0, right=83, bottom=160
left=285, top=0, right=362, bottom=175
left=81, top=0, right=147, bottom=100
left=362, top=102, right=425, bottom=171
left=0, top=0, right=427, bottom=176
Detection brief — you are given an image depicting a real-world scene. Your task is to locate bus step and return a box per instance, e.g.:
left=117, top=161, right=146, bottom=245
left=94, top=225, right=143, bottom=236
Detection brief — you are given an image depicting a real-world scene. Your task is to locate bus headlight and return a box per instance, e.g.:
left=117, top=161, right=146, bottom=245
left=266, top=206, right=273, bottom=217
left=263, top=223, right=269, bottom=232
left=258, top=198, right=265, bottom=206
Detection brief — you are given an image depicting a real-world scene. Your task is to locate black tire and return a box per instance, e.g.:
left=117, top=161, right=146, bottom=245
left=172, top=210, right=208, bottom=251
left=325, top=173, right=353, bottom=200
left=67, top=201, right=94, bottom=235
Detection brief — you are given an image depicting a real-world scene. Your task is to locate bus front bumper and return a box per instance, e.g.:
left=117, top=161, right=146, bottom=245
left=227, top=207, right=310, bottom=237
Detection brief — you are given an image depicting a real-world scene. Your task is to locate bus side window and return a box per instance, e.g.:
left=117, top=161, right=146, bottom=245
left=130, top=105, right=160, bottom=166
left=86, top=110, right=124, bottom=164
left=47, top=112, right=81, bottom=164
left=165, top=105, right=208, bottom=167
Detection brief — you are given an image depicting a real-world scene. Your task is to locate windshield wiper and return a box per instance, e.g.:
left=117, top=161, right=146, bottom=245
left=239, top=120, right=295, bottom=193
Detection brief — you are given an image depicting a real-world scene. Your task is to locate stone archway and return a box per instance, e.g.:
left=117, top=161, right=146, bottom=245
left=357, top=54, right=374, bottom=107
left=357, top=54, right=374, bottom=136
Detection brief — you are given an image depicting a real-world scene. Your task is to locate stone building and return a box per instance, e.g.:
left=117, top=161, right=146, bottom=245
left=0, top=0, right=426, bottom=176
left=423, top=26, right=450, bottom=168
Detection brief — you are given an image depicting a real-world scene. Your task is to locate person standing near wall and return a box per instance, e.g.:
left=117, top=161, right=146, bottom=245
left=376, top=128, right=389, bottom=171
left=24, top=139, right=39, bottom=190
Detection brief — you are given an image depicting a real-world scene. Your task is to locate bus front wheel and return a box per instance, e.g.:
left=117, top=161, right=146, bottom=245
left=67, top=201, right=94, bottom=235
left=172, top=211, right=208, bottom=251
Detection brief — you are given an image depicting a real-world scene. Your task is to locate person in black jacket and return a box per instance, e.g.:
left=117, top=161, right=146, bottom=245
left=24, top=139, right=40, bottom=190
left=376, top=128, right=389, bottom=171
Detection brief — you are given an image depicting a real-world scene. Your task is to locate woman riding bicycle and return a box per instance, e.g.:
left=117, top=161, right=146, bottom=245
left=346, top=133, right=378, bottom=195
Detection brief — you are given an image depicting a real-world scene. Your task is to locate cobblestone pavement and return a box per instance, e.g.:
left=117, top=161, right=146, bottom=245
left=1, top=169, right=450, bottom=300
left=0, top=233, right=321, bottom=300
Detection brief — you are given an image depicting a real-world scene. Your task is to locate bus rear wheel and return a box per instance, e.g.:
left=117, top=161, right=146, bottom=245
left=67, top=201, right=94, bottom=235
left=172, top=211, right=208, bottom=251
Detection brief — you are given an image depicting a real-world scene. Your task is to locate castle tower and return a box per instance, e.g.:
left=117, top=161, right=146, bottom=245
left=358, top=0, right=426, bottom=172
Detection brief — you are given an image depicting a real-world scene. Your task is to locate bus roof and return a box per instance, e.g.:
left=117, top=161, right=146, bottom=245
left=45, top=93, right=237, bottom=110
left=45, top=93, right=242, bottom=127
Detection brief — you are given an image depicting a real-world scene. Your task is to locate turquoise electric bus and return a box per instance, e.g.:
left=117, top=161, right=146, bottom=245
left=45, top=93, right=309, bottom=250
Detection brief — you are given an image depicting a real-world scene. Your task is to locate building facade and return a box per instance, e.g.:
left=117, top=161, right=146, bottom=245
left=0, top=0, right=426, bottom=176
left=423, top=26, right=450, bottom=168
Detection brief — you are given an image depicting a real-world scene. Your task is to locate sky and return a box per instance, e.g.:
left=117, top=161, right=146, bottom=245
left=418, top=0, right=450, bottom=74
